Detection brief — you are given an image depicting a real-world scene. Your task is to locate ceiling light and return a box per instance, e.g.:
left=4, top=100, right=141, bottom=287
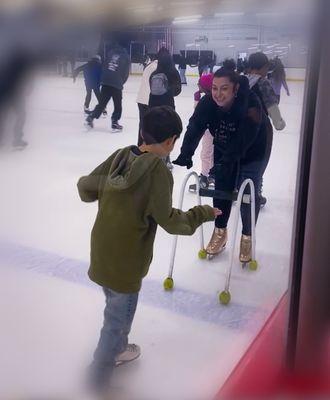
left=173, top=18, right=201, bottom=24
left=174, top=14, right=202, bottom=20
left=214, top=12, right=244, bottom=17
left=170, top=1, right=205, bottom=5
left=256, top=12, right=281, bottom=18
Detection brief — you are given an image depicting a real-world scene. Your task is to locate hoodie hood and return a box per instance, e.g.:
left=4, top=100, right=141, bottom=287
left=107, top=146, right=162, bottom=191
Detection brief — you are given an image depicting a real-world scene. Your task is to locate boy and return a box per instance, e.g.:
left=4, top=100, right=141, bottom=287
left=73, top=55, right=102, bottom=114
left=77, top=106, right=220, bottom=394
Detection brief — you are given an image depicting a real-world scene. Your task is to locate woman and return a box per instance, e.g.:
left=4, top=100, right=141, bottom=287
left=173, top=67, right=268, bottom=263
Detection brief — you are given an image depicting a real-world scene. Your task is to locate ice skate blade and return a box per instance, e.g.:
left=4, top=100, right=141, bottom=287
left=206, top=246, right=226, bottom=260
left=84, top=122, right=93, bottom=131
left=241, top=260, right=252, bottom=269
left=12, top=146, right=27, bottom=151
left=111, top=128, right=122, bottom=133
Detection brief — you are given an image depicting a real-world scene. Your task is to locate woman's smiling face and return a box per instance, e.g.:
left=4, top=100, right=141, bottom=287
left=211, top=76, right=238, bottom=109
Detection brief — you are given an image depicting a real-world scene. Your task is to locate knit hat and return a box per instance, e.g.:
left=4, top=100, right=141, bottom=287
left=199, top=73, right=214, bottom=93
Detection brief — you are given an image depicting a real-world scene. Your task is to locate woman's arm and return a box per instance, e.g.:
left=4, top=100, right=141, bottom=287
left=173, top=96, right=214, bottom=168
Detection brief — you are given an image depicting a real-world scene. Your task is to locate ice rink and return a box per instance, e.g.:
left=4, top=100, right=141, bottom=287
left=0, top=73, right=305, bottom=399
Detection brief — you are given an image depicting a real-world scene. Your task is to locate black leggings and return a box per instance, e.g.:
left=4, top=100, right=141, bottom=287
left=213, top=161, right=263, bottom=236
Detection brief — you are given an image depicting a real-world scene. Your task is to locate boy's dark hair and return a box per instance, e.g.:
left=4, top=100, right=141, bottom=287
left=248, top=52, right=269, bottom=70
left=222, top=58, right=236, bottom=71
left=141, top=106, right=183, bottom=145
left=213, top=67, right=240, bottom=85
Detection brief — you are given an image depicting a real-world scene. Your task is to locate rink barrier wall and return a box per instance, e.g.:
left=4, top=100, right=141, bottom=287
left=130, top=64, right=306, bottom=81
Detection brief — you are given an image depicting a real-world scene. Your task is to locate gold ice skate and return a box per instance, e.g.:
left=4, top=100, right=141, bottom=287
left=206, top=228, right=227, bottom=259
left=239, top=234, right=252, bottom=264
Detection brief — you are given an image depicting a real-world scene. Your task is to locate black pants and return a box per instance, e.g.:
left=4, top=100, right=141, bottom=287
left=0, top=96, right=26, bottom=144
left=85, top=84, right=101, bottom=109
left=137, top=103, right=149, bottom=145
left=213, top=161, right=263, bottom=236
left=90, top=85, right=122, bottom=122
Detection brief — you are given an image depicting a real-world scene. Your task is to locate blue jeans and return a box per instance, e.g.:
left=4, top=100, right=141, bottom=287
left=91, top=288, right=139, bottom=382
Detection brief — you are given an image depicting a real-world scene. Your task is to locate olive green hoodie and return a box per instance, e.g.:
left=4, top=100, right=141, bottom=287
left=78, top=146, right=214, bottom=293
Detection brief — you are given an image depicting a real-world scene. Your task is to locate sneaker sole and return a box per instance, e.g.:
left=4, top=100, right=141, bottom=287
left=115, top=353, right=141, bottom=367
left=12, top=146, right=27, bottom=151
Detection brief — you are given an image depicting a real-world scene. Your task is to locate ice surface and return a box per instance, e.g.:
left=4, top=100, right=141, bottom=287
left=0, top=73, right=304, bottom=399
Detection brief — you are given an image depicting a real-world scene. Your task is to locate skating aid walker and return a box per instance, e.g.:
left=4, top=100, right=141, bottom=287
left=163, top=172, right=258, bottom=305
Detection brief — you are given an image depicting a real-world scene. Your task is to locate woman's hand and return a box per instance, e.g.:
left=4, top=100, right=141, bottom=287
left=172, top=154, right=193, bottom=169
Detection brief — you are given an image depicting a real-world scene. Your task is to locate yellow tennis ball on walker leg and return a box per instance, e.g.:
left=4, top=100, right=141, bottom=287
left=249, top=260, right=258, bottom=271
left=219, top=290, right=231, bottom=305
left=163, top=277, right=174, bottom=291
left=198, top=249, right=207, bottom=259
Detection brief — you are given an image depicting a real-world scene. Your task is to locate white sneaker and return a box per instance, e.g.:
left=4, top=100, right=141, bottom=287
left=115, top=344, right=141, bottom=367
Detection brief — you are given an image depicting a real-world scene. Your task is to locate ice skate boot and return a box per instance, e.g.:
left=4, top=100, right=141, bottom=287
left=84, top=106, right=90, bottom=114
left=102, top=109, right=108, bottom=117
left=12, top=139, right=28, bottom=150
left=206, top=228, right=227, bottom=259
left=115, top=344, right=141, bottom=367
left=199, top=174, right=209, bottom=189
left=111, top=121, right=123, bottom=132
left=188, top=174, right=210, bottom=193
left=208, top=174, right=215, bottom=189
left=239, top=234, right=252, bottom=266
left=85, top=116, right=94, bottom=129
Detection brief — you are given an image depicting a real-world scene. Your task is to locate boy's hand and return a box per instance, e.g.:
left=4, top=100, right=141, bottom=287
left=213, top=208, right=222, bottom=217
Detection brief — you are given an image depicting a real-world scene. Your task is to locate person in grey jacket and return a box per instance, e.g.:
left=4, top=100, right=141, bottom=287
left=86, top=42, right=130, bottom=132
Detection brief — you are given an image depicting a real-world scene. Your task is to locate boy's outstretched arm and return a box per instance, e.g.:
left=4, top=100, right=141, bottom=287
left=149, top=165, right=216, bottom=235
left=77, top=151, right=119, bottom=202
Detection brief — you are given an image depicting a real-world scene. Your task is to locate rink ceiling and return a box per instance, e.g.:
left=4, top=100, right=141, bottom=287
left=0, top=74, right=304, bottom=399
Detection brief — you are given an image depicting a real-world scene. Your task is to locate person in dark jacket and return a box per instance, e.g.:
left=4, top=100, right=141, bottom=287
left=86, top=42, right=130, bottom=132
left=174, top=67, right=269, bottom=263
left=0, top=49, right=33, bottom=149
left=178, top=54, right=187, bottom=84
left=73, top=55, right=102, bottom=113
left=148, top=52, right=182, bottom=170
left=148, top=52, right=181, bottom=109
